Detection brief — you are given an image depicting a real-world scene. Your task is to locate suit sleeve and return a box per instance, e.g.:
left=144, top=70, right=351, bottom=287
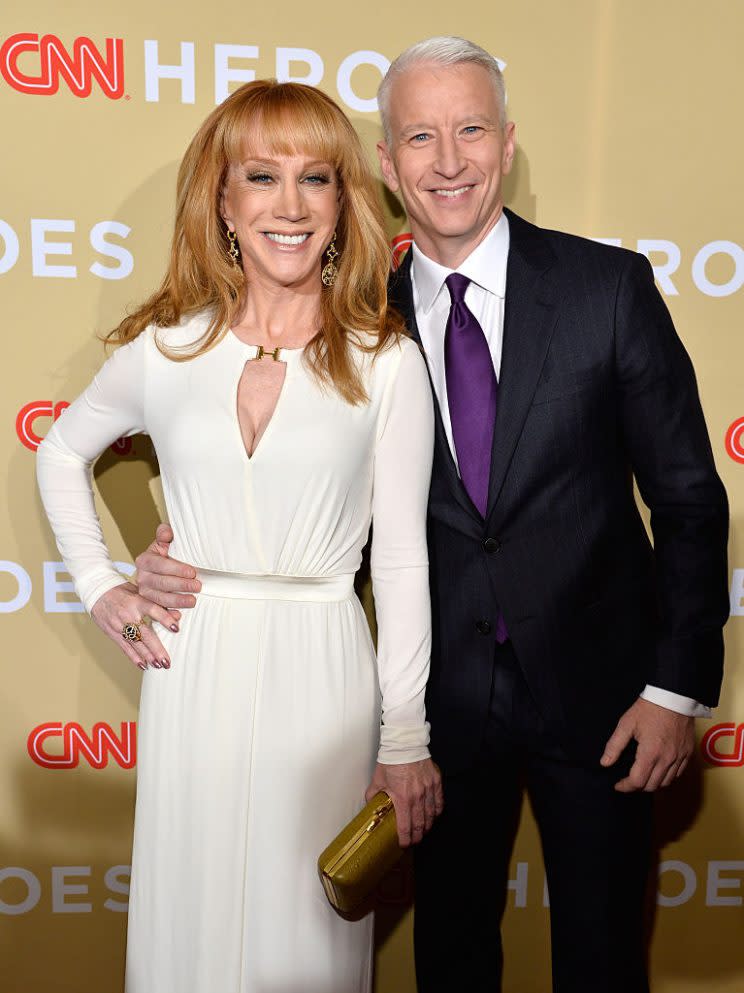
left=371, top=339, right=435, bottom=764
left=36, top=335, right=147, bottom=613
left=614, top=252, right=729, bottom=704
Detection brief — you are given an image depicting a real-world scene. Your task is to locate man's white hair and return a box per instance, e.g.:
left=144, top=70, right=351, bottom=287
left=377, top=36, right=506, bottom=144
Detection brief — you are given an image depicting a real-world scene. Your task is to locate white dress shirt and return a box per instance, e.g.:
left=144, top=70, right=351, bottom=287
left=412, top=214, right=509, bottom=469
left=410, top=212, right=709, bottom=720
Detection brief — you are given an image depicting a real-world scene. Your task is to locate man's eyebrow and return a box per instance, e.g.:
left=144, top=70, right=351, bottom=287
left=455, top=114, right=495, bottom=126
left=399, top=122, right=435, bottom=136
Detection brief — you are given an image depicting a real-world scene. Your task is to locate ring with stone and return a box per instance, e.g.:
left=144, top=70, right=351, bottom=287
left=122, top=622, right=143, bottom=643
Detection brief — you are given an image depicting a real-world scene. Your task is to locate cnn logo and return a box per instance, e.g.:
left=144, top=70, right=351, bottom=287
left=391, top=232, right=413, bottom=271
left=0, top=34, right=123, bottom=99
left=17, top=400, right=132, bottom=454
left=700, top=723, right=744, bottom=767
left=28, top=722, right=137, bottom=769
left=725, top=417, right=744, bottom=464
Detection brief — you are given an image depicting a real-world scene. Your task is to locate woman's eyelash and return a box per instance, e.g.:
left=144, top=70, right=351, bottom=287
left=243, top=172, right=332, bottom=185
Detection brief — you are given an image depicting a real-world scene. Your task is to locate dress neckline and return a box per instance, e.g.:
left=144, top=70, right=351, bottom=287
left=227, top=327, right=307, bottom=364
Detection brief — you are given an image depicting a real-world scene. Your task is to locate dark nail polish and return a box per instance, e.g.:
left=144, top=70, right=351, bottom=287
left=151, top=660, right=161, bottom=669
left=170, top=624, right=179, bottom=632
left=161, top=659, right=170, bottom=669
left=138, top=662, right=147, bottom=671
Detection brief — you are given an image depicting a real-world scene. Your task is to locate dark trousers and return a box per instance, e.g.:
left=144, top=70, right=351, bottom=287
left=414, top=641, right=653, bottom=993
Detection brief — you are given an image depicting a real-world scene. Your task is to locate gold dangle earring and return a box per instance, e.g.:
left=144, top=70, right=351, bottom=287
left=227, top=229, right=241, bottom=270
left=321, top=232, right=339, bottom=287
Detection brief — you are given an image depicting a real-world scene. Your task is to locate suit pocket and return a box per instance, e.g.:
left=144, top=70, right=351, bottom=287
left=531, top=366, right=601, bottom=404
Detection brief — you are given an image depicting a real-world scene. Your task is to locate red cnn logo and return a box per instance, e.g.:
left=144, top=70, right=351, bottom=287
left=16, top=400, right=69, bottom=452
left=16, top=400, right=133, bottom=454
left=0, top=34, right=124, bottom=99
left=28, top=722, right=137, bottom=769
left=391, top=232, right=413, bottom=271
left=725, top=418, right=744, bottom=464
left=700, top=723, right=744, bottom=766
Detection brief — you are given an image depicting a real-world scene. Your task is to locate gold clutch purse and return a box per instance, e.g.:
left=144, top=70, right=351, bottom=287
left=318, top=791, right=401, bottom=913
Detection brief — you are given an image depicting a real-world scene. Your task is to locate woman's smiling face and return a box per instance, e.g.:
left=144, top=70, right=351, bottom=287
left=221, top=149, right=341, bottom=292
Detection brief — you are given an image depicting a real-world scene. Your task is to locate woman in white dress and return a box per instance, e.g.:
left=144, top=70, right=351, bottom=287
left=36, top=80, right=442, bottom=993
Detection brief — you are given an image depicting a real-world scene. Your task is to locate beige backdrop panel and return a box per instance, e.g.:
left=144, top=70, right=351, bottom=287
left=1, top=2, right=742, bottom=991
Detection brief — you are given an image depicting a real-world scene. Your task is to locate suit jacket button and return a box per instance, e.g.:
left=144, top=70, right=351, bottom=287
left=476, top=620, right=492, bottom=635
left=483, top=537, right=501, bottom=553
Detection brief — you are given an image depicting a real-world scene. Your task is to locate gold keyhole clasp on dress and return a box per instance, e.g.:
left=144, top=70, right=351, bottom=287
left=254, top=345, right=282, bottom=362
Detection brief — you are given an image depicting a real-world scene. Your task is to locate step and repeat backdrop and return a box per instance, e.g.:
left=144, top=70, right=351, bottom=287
left=1, top=1, right=743, bottom=991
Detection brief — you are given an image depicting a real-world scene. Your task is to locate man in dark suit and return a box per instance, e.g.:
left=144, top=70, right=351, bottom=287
left=135, top=36, right=728, bottom=993
left=374, top=36, right=728, bottom=993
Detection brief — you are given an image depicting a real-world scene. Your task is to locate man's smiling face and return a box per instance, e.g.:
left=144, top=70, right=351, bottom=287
left=378, top=61, right=515, bottom=269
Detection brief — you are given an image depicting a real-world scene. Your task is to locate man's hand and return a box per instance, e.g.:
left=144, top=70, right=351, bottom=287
left=366, top=758, right=444, bottom=847
left=135, top=523, right=201, bottom=617
left=600, top=698, right=696, bottom=792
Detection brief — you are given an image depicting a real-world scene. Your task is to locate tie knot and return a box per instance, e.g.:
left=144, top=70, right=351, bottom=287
left=445, top=272, right=470, bottom=304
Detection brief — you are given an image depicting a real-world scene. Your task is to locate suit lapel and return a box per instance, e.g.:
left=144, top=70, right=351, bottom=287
left=389, top=215, right=562, bottom=527
left=389, top=253, right=481, bottom=527
left=387, top=251, right=420, bottom=343
left=486, top=210, right=562, bottom=516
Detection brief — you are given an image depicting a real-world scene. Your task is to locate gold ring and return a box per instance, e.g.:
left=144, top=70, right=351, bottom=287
left=122, top=622, right=142, bottom=643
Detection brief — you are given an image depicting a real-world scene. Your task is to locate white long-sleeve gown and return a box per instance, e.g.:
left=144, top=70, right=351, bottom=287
left=36, top=312, right=434, bottom=993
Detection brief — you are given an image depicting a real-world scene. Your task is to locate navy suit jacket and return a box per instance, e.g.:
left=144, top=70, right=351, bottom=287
left=387, top=208, right=729, bottom=771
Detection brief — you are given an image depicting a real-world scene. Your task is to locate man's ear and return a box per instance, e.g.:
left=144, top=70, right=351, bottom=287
left=377, top=140, right=400, bottom=193
left=502, top=122, right=517, bottom=177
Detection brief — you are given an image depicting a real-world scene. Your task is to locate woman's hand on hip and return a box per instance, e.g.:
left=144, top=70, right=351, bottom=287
left=135, top=522, right=201, bottom=613
left=365, top=758, right=444, bottom=848
left=91, top=582, right=178, bottom=671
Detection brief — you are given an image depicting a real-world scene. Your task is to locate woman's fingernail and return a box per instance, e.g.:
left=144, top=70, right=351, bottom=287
left=138, top=662, right=148, bottom=671
left=170, top=624, right=179, bottom=632
left=151, top=660, right=161, bottom=669
left=161, top=658, right=170, bottom=669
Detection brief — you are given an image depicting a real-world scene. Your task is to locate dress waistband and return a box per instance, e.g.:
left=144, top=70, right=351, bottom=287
left=195, top=569, right=355, bottom=602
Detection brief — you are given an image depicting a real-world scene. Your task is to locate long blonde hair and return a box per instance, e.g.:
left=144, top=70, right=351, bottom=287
left=107, top=80, right=405, bottom=404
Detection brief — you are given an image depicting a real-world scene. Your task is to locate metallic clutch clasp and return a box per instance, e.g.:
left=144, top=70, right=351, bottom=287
left=366, top=798, right=393, bottom=832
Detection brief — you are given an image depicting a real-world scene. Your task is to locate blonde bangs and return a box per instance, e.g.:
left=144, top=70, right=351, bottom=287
left=220, top=84, right=349, bottom=175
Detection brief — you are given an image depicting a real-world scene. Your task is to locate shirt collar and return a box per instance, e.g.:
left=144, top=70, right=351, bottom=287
left=411, top=212, right=510, bottom=314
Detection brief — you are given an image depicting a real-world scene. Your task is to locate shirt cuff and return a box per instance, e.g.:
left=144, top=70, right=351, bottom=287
left=377, top=722, right=431, bottom=765
left=641, top=684, right=712, bottom=718
left=80, top=573, right=130, bottom=615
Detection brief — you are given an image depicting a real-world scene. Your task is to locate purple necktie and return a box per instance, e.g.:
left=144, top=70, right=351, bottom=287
left=444, top=273, right=508, bottom=643
left=444, top=273, right=497, bottom=516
